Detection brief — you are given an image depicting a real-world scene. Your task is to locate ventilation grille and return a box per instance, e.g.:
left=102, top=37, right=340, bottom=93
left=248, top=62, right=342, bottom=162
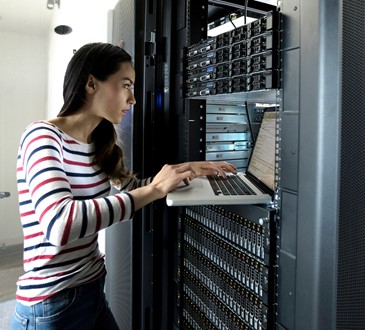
left=337, top=1, right=365, bottom=328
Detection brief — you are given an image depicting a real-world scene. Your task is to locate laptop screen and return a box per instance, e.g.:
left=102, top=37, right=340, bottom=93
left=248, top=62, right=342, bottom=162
left=247, top=110, right=277, bottom=191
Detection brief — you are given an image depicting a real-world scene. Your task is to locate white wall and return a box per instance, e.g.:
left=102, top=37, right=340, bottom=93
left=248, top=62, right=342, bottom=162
left=0, top=0, right=118, bottom=247
left=0, top=32, right=49, bottom=246
left=46, top=0, right=119, bottom=253
left=47, top=0, right=118, bottom=118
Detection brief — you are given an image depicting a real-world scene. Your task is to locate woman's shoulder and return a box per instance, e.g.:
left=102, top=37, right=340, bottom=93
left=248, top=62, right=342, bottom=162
left=19, top=120, right=64, bottom=148
left=22, top=120, right=62, bottom=139
left=21, top=120, right=94, bottom=152
left=25, top=120, right=59, bottom=131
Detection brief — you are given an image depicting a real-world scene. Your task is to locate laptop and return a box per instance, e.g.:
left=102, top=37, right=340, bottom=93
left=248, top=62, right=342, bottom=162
left=166, top=110, right=277, bottom=206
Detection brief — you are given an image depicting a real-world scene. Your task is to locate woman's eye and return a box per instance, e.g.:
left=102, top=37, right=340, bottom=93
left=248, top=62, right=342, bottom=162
left=123, top=84, right=134, bottom=90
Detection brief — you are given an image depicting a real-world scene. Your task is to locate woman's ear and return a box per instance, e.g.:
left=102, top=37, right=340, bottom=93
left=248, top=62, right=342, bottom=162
left=86, top=74, right=96, bottom=94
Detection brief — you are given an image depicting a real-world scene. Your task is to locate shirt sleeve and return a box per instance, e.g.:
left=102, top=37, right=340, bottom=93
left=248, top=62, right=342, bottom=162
left=116, top=175, right=153, bottom=191
left=18, top=123, right=135, bottom=247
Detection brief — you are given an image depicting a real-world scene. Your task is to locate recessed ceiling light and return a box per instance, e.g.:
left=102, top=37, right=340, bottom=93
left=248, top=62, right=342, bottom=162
left=54, top=25, right=72, bottom=35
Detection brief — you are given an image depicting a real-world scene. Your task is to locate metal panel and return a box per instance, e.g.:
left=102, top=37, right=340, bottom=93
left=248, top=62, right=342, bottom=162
left=337, top=1, right=365, bottom=328
left=277, top=192, right=298, bottom=329
left=280, top=111, right=299, bottom=192
left=277, top=251, right=296, bottom=330
left=206, top=114, right=248, bottom=123
left=280, top=191, right=298, bottom=256
left=205, top=150, right=249, bottom=160
left=295, top=0, right=341, bottom=329
left=105, top=218, right=133, bottom=329
left=283, top=49, right=300, bottom=112
left=281, top=0, right=300, bottom=50
left=105, top=1, right=135, bottom=329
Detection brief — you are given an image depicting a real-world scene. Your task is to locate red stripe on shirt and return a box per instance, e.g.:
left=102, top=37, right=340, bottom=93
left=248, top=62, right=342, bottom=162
left=93, top=200, right=101, bottom=232
left=39, top=196, right=69, bottom=223
left=18, top=189, right=29, bottom=195
left=115, top=195, right=125, bottom=220
left=24, top=232, right=43, bottom=240
left=28, top=156, right=61, bottom=174
left=64, top=158, right=94, bottom=167
left=17, top=270, right=74, bottom=282
left=63, top=139, right=80, bottom=145
left=24, top=134, right=61, bottom=158
left=61, top=202, right=75, bottom=245
left=20, top=210, right=35, bottom=217
left=32, top=177, right=69, bottom=195
left=59, top=241, right=97, bottom=256
left=24, top=254, right=55, bottom=263
left=71, top=177, right=109, bottom=189
left=16, top=292, right=55, bottom=303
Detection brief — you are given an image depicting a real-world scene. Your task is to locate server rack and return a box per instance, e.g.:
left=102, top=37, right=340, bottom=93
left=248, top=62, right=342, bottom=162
left=106, top=1, right=365, bottom=329
left=107, top=0, right=282, bottom=329
left=172, top=1, right=281, bottom=329
left=106, top=0, right=179, bottom=329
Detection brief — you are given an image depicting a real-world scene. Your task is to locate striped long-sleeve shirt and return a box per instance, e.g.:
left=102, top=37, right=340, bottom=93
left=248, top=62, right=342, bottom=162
left=16, top=121, right=151, bottom=305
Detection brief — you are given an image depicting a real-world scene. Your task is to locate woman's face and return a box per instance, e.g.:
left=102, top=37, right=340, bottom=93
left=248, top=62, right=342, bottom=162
left=90, top=62, right=136, bottom=124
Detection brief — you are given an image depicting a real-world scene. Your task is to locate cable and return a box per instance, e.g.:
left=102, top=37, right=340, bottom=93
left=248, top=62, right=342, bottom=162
left=244, top=0, right=249, bottom=24
left=244, top=101, right=255, bottom=144
left=228, top=14, right=237, bottom=29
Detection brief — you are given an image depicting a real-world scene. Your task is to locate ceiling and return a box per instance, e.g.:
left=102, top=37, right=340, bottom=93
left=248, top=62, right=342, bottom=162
left=0, top=0, right=278, bottom=37
left=0, top=0, right=53, bottom=36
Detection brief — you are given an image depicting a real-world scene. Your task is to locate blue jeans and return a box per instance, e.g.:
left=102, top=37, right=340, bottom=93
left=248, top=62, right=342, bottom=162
left=10, top=275, right=119, bottom=330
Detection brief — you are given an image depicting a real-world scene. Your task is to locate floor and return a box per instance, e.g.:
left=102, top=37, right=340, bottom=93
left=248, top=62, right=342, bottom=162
left=0, top=244, right=23, bottom=330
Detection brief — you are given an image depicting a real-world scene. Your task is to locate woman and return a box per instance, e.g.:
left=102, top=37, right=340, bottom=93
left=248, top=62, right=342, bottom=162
left=10, top=42, right=236, bottom=329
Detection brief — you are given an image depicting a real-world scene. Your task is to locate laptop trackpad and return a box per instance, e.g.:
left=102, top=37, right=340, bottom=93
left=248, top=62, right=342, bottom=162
left=175, top=179, right=203, bottom=190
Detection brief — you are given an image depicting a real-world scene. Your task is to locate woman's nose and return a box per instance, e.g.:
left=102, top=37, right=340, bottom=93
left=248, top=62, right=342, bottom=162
left=128, top=93, right=136, bottom=105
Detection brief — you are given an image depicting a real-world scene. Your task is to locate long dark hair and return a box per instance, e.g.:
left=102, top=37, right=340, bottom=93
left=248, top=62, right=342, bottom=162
left=58, top=42, right=133, bottom=184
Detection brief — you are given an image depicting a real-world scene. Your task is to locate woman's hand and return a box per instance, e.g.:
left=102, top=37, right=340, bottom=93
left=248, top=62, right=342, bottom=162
left=188, top=161, right=237, bottom=178
left=127, top=161, right=236, bottom=211
left=150, top=163, right=197, bottom=198
left=128, top=163, right=196, bottom=210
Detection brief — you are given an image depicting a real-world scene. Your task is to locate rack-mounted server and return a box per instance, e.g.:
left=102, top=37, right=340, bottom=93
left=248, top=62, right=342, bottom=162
left=184, top=11, right=280, bottom=97
left=176, top=205, right=276, bottom=330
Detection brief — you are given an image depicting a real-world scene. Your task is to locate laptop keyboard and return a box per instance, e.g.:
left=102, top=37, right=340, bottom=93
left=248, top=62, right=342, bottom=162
left=207, top=175, right=257, bottom=196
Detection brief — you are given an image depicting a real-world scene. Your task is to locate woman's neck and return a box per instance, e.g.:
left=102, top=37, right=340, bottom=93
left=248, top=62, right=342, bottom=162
left=48, top=113, right=101, bottom=144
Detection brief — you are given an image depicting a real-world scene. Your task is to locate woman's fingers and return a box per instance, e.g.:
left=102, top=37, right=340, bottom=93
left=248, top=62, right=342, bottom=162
left=151, top=161, right=238, bottom=198
left=190, top=161, right=237, bottom=177
left=152, top=164, right=197, bottom=195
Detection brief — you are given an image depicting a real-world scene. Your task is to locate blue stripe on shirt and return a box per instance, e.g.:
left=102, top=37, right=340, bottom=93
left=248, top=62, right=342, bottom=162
left=20, top=126, right=61, bottom=149
left=104, top=198, right=114, bottom=227
left=29, top=167, right=65, bottom=186
left=34, top=188, right=71, bottom=209
left=80, top=201, right=87, bottom=238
